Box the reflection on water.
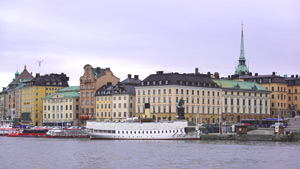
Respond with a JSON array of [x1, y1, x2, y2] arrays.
[[1, 137, 299, 169]]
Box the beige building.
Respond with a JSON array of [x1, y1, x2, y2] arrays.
[[43, 86, 80, 126], [135, 71, 222, 124], [79, 64, 119, 122], [95, 74, 140, 122], [213, 79, 271, 123]]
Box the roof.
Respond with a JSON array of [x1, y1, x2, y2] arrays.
[[59, 86, 80, 92], [44, 86, 80, 99], [25, 73, 69, 87], [120, 75, 141, 85], [213, 79, 268, 91], [141, 71, 219, 88], [95, 83, 137, 96], [231, 74, 287, 84], [285, 77, 300, 86], [43, 91, 80, 99]]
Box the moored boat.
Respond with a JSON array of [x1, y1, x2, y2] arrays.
[[8, 128, 49, 137], [46, 127, 89, 138], [86, 102, 200, 140]]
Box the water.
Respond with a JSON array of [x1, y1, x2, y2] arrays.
[[0, 137, 299, 169]]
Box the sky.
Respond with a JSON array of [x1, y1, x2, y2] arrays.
[[0, 0, 299, 88]]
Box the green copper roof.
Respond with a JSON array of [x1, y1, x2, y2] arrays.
[[235, 24, 249, 75], [59, 86, 80, 92], [213, 79, 268, 91], [44, 91, 80, 99], [43, 86, 80, 99]]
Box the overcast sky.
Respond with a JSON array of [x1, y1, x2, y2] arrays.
[[0, 0, 299, 88]]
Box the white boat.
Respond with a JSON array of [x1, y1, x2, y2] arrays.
[[86, 119, 200, 140], [0, 119, 18, 136]]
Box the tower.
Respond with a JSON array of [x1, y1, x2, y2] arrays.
[[235, 24, 249, 75]]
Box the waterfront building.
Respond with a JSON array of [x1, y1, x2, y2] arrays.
[[5, 66, 34, 122], [231, 73, 291, 119], [79, 64, 119, 122], [95, 74, 140, 122], [213, 79, 270, 123], [135, 70, 222, 124], [21, 73, 69, 126], [43, 86, 80, 126], [284, 75, 300, 117], [0, 88, 8, 119]]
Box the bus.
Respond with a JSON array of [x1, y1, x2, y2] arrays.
[[241, 119, 259, 127], [262, 118, 288, 128]]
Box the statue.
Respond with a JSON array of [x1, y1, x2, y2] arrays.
[[178, 97, 184, 107]]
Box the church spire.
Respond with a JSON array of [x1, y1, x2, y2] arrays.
[[235, 23, 249, 75]]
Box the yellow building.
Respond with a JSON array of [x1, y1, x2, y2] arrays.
[[95, 75, 140, 122], [286, 75, 300, 116], [21, 73, 69, 126], [135, 71, 222, 124]]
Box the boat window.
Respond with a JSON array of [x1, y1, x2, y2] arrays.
[[130, 131, 132, 134], [138, 131, 140, 134], [126, 131, 128, 134], [173, 130, 175, 133], [150, 131, 152, 134], [169, 130, 171, 133], [142, 131, 144, 134], [154, 131, 156, 134], [122, 131, 124, 134], [146, 131, 148, 134], [158, 131, 160, 134], [134, 131, 136, 134], [118, 131, 120, 134], [162, 131, 164, 133], [165, 130, 167, 133]]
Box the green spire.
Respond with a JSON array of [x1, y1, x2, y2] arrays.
[[235, 23, 249, 75]]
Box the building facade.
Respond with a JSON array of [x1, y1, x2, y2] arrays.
[[135, 71, 222, 124], [43, 86, 80, 126], [213, 79, 270, 123], [95, 74, 140, 122], [0, 88, 8, 119], [21, 73, 69, 126], [5, 66, 34, 122], [285, 75, 300, 117], [79, 64, 119, 122]]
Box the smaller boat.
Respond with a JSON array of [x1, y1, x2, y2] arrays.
[[0, 119, 18, 136], [8, 128, 49, 137], [46, 127, 89, 138]]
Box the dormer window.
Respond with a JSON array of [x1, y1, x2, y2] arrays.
[[186, 81, 188, 85], [58, 82, 62, 86], [46, 82, 50, 85], [141, 82, 144, 86], [159, 81, 162, 85], [180, 81, 183, 85], [147, 81, 150, 85], [166, 80, 168, 85], [52, 82, 57, 85], [153, 81, 156, 85]]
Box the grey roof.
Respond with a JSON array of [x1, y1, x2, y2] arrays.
[[120, 75, 141, 85], [285, 77, 300, 86], [95, 83, 136, 96], [231, 74, 287, 84], [141, 71, 219, 88], [25, 73, 69, 87]]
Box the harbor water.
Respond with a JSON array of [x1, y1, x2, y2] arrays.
[[0, 137, 299, 169]]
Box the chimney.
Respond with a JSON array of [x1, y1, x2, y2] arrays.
[[36, 73, 40, 77], [272, 72, 275, 76], [249, 72, 252, 76], [134, 75, 139, 79], [96, 67, 101, 73], [207, 72, 211, 76], [195, 68, 199, 74], [255, 73, 258, 76], [128, 74, 132, 79], [156, 71, 163, 74], [296, 75, 299, 78], [291, 75, 294, 78], [228, 75, 231, 78]]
